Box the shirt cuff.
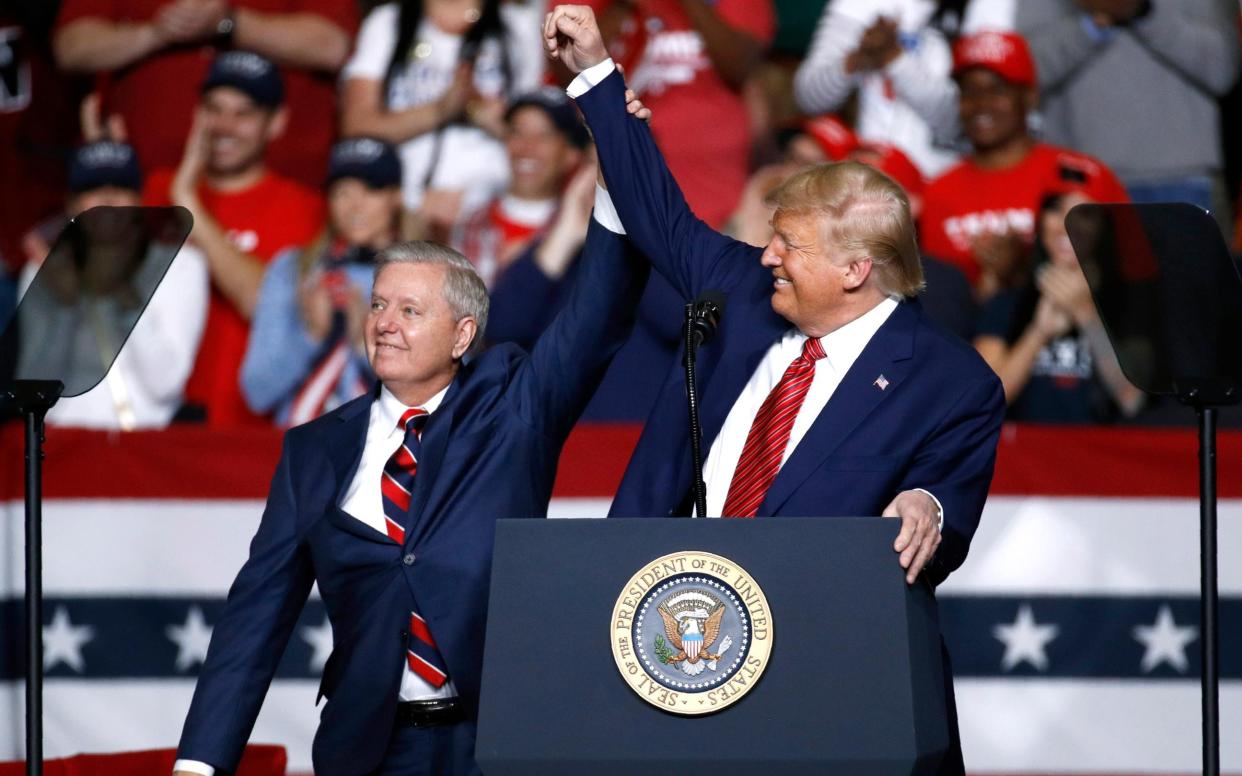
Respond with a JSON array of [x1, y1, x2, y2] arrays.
[[566, 58, 617, 99], [172, 760, 215, 776], [912, 488, 944, 532], [592, 184, 626, 235]]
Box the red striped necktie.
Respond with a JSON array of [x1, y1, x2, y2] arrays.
[[721, 337, 827, 518], [379, 407, 451, 688]]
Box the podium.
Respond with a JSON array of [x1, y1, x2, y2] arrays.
[[477, 518, 949, 775]]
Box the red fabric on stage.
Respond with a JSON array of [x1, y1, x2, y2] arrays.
[[2, 422, 1239, 502], [0, 744, 286, 775]]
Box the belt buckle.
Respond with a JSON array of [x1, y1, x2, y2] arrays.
[[400, 698, 462, 728]]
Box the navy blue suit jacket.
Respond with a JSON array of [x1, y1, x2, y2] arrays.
[[576, 71, 1005, 586], [487, 239, 684, 421], [177, 220, 646, 775]]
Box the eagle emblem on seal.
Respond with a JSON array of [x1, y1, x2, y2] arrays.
[[655, 589, 734, 677]]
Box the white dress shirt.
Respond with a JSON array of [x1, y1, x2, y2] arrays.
[[702, 298, 899, 515], [174, 386, 456, 776], [340, 385, 460, 702]]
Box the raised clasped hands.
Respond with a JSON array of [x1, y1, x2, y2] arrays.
[[1037, 263, 1097, 328], [543, 5, 610, 74], [882, 489, 942, 585]]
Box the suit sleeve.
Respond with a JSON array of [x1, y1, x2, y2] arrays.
[[513, 217, 648, 440], [573, 69, 759, 298], [177, 436, 316, 772], [486, 240, 570, 349], [901, 373, 1005, 586]]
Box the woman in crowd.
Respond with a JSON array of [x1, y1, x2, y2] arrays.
[[973, 190, 1143, 423], [340, 0, 544, 238], [240, 138, 404, 427]]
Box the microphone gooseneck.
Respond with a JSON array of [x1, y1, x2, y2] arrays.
[[684, 291, 725, 518]]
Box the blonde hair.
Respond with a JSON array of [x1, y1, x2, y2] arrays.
[[764, 162, 923, 297]]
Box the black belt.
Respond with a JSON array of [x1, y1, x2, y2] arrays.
[[395, 697, 465, 728]]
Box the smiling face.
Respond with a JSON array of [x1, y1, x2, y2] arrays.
[[505, 106, 581, 200], [957, 68, 1032, 154], [329, 179, 402, 250], [760, 210, 855, 337], [365, 262, 477, 406], [201, 87, 285, 177]]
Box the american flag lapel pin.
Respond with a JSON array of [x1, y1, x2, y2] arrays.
[[874, 374, 890, 391]]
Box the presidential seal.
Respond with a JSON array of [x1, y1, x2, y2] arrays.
[[610, 551, 773, 715]]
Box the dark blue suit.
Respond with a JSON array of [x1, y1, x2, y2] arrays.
[[176, 220, 646, 775], [486, 239, 684, 421], [576, 70, 1004, 771]]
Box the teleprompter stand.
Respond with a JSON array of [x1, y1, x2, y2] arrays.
[[0, 206, 191, 775], [1066, 203, 1242, 776]]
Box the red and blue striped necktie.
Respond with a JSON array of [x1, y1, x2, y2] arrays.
[[380, 407, 450, 688]]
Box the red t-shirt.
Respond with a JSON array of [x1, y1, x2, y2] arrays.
[[54, 0, 357, 189], [587, 0, 774, 228], [920, 143, 1130, 284], [146, 168, 324, 426]]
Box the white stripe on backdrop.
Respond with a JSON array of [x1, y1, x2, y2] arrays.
[[2, 496, 1240, 773]]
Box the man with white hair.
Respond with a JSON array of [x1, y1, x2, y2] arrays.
[[173, 211, 646, 774]]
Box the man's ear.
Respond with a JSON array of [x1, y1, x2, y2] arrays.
[[452, 315, 478, 360], [843, 257, 873, 291]]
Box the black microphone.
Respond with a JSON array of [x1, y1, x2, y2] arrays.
[[690, 290, 725, 349], [683, 290, 725, 518]]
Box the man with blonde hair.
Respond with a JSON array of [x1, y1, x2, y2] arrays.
[[763, 162, 924, 299], [546, 6, 1005, 773]]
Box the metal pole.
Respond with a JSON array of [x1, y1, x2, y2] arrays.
[[684, 303, 707, 518], [1198, 406, 1219, 776], [25, 407, 45, 776]]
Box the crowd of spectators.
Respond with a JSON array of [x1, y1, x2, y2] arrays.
[[2, 0, 1240, 431]]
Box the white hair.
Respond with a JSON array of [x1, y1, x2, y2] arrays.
[[374, 241, 489, 353]]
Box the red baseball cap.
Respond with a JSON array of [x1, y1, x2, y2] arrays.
[[952, 31, 1037, 89], [802, 115, 859, 162]]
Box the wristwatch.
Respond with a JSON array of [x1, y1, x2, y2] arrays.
[[215, 7, 236, 45]]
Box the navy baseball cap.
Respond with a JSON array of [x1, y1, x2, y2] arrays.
[[200, 51, 284, 107], [326, 138, 402, 189], [68, 141, 143, 193], [505, 87, 589, 149]]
